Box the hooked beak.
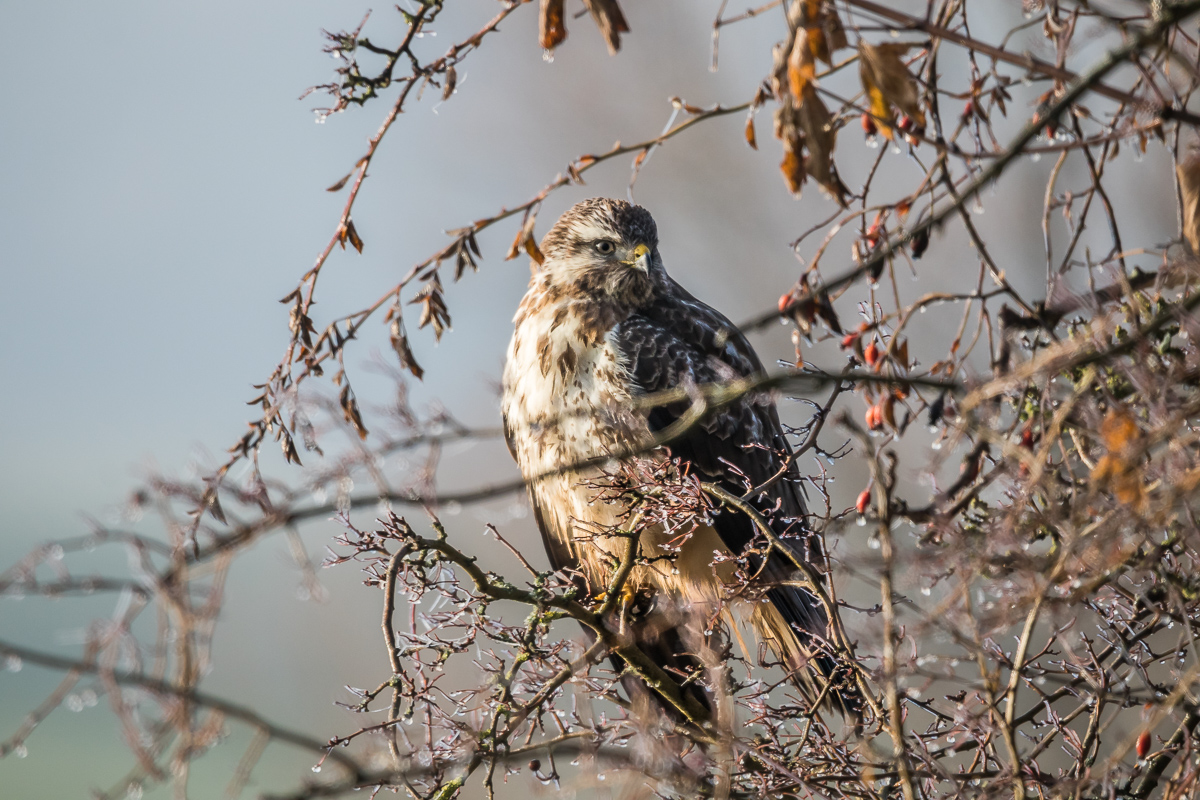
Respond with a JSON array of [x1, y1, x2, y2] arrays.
[[625, 243, 651, 272]]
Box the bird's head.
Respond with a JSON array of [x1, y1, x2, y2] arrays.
[[537, 198, 661, 310]]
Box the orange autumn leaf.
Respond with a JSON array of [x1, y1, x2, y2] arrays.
[[787, 33, 817, 103], [744, 113, 758, 149], [1090, 408, 1146, 509], [780, 146, 806, 195], [1100, 408, 1140, 452], [786, 0, 847, 103], [772, 1, 848, 203], [539, 0, 567, 51]]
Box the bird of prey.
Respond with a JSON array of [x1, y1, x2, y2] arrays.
[[501, 198, 855, 717]]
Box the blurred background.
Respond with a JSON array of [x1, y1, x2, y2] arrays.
[[0, 0, 1182, 796]]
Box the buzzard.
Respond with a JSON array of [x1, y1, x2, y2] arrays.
[[501, 198, 855, 717]]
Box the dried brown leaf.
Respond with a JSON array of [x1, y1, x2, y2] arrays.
[[506, 228, 524, 261], [525, 236, 545, 267], [326, 172, 353, 192], [390, 318, 424, 380], [453, 236, 478, 281], [345, 219, 364, 254], [785, 0, 846, 103], [858, 41, 925, 141], [796, 86, 846, 204], [581, 0, 629, 55], [539, 0, 567, 51], [779, 141, 806, 195], [786, 30, 817, 103], [204, 488, 226, 525], [771, 14, 845, 203], [339, 384, 369, 440], [1178, 153, 1200, 254], [409, 276, 451, 341], [281, 429, 303, 466], [505, 213, 544, 269]]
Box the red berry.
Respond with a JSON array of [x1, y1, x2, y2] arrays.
[[856, 489, 871, 515], [1137, 730, 1152, 759], [864, 341, 881, 368], [866, 405, 883, 431], [1020, 428, 1035, 449], [897, 114, 914, 132], [778, 292, 792, 314], [841, 333, 858, 349], [861, 113, 877, 136]]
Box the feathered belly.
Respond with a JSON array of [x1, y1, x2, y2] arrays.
[[502, 315, 726, 599]]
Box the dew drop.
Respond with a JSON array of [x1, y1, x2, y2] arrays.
[[868, 538, 881, 550], [6, 656, 22, 673], [312, 765, 322, 773], [857, 516, 867, 527], [14, 744, 27, 758], [921, 586, 931, 596]]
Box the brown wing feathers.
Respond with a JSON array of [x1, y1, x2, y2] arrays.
[[615, 283, 858, 716]]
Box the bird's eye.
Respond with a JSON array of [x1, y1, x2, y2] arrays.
[[594, 240, 616, 255]]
